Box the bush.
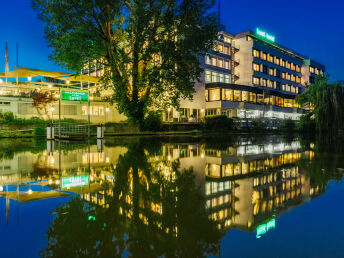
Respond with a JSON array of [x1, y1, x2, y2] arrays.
[[279, 119, 297, 132], [3, 111, 14, 122], [142, 111, 162, 131], [203, 115, 234, 131]]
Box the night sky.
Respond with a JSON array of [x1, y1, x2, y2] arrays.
[[1, 0, 343, 81]]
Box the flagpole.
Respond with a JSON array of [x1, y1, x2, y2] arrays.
[[16, 44, 18, 85]]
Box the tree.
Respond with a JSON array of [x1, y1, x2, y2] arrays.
[[32, 91, 57, 119], [296, 75, 344, 137], [31, 0, 218, 127]]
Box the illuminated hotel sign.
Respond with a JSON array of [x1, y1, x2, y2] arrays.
[[62, 175, 89, 188], [256, 219, 276, 238], [62, 90, 88, 101], [256, 28, 275, 42]]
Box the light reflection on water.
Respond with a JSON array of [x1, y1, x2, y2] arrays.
[[0, 136, 343, 257]]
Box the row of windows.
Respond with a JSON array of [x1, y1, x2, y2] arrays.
[[206, 88, 300, 108], [253, 77, 299, 94], [310, 66, 323, 75], [205, 70, 231, 84], [253, 49, 301, 72], [253, 63, 302, 83], [205, 55, 231, 70], [213, 42, 231, 55], [206, 153, 301, 179]]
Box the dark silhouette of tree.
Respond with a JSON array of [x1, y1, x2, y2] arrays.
[[41, 140, 220, 257]]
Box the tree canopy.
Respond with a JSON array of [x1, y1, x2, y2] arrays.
[[296, 75, 344, 137], [31, 0, 219, 126]]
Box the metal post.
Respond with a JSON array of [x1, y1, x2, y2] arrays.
[[59, 87, 61, 139], [88, 88, 90, 139]]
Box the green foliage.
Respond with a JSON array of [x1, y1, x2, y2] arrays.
[[32, 0, 219, 127], [279, 119, 297, 132], [203, 115, 235, 131], [296, 75, 344, 137], [142, 111, 162, 131], [296, 115, 316, 133]]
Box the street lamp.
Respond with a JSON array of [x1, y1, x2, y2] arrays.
[[105, 107, 110, 125]]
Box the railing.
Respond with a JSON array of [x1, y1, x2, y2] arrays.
[[56, 122, 90, 139]]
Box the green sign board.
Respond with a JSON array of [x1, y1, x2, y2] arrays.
[[62, 90, 88, 101], [62, 175, 89, 188], [256, 28, 275, 42], [256, 219, 276, 238]]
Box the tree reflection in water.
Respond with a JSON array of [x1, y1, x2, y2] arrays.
[[41, 140, 221, 258]]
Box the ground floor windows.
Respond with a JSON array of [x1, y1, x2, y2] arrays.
[[206, 88, 300, 108]]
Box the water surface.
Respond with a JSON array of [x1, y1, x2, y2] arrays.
[[0, 136, 343, 257]]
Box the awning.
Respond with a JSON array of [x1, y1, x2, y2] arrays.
[[0, 67, 73, 78], [56, 74, 100, 83]]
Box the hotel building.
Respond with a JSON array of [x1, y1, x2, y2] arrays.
[[167, 27, 325, 122]]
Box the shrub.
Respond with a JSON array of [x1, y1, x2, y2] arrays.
[[203, 115, 234, 131], [142, 111, 162, 131], [3, 111, 15, 122]]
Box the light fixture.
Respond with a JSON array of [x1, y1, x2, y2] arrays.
[[48, 84, 52, 88], [50, 107, 55, 112], [28, 77, 32, 82], [66, 80, 70, 84], [55, 94, 59, 98], [90, 96, 94, 100], [105, 107, 110, 112], [28, 189, 33, 194], [167, 107, 171, 112], [0, 79, 3, 83], [201, 109, 205, 113]]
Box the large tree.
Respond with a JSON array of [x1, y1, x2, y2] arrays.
[[297, 75, 344, 137], [32, 0, 218, 127]]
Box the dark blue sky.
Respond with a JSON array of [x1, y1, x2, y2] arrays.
[[1, 0, 343, 80]]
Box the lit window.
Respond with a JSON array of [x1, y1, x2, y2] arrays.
[[275, 58, 280, 66], [253, 77, 260, 85], [242, 91, 249, 102], [218, 44, 223, 53], [269, 68, 274, 76], [223, 89, 233, 100], [224, 74, 231, 83], [205, 70, 211, 83], [209, 89, 220, 101], [218, 59, 224, 68], [219, 73, 224, 83], [224, 60, 230, 70], [262, 52, 267, 60], [212, 57, 217, 66], [224, 46, 230, 55], [253, 63, 260, 72], [253, 49, 260, 58], [261, 78, 267, 86], [205, 55, 211, 65], [234, 90, 241, 101]]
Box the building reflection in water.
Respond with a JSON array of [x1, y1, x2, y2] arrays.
[[0, 137, 334, 255]]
